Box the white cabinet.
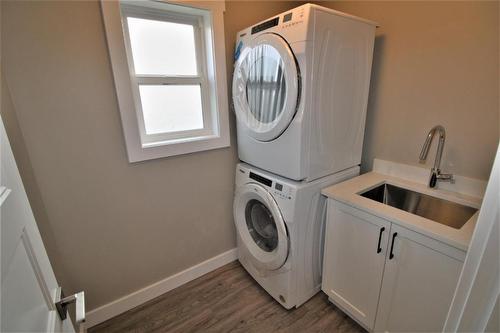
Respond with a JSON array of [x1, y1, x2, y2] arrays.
[[322, 200, 390, 330], [322, 200, 466, 332], [374, 224, 464, 333]]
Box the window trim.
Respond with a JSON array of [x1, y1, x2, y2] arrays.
[[101, 0, 230, 162]]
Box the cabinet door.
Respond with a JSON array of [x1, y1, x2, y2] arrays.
[[322, 200, 391, 330], [375, 224, 465, 333]]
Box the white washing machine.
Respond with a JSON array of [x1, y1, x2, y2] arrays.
[[233, 163, 359, 309], [232, 4, 377, 181]]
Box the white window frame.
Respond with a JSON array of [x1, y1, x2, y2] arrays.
[[101, 0, 230, 162]]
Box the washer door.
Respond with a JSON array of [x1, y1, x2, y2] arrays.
[[234, 183, 289, 270], [232, 33, 300, 142]]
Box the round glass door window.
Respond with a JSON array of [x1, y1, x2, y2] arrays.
[[245, 199, 278, 252], [245, 45, 287, 124]]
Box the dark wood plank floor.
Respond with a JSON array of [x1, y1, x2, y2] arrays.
[[89, 261, 365, 333]]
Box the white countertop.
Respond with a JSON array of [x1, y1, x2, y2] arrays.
[[322, 171, 482, 252]]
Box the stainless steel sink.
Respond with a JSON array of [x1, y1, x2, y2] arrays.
[[360, 183, 477, 229]]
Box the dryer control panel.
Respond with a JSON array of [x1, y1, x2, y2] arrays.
[[281, 6, 306, 29], [234, 3, 311, 48], [251, 17, 279, 35], [249, 5, 306, 35]]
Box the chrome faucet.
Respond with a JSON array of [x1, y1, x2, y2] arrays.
[[419, 125, 454, 188]]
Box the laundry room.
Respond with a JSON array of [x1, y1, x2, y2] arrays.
[[0, 1, 498, 332]]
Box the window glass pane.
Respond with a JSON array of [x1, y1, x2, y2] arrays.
[[127, 17, 197, 76], [245, 45, 287, 124], [139, 85, 204, 134]]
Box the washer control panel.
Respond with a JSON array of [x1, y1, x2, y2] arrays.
[[272, 182, 292, 200], [244, 169, 293, 200]]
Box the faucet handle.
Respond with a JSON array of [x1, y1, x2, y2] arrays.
[[429, 169, 454, 188], [442, 174, 455, 184], [437, 170, 454, 183]]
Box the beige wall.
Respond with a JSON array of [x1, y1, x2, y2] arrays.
[[1, 0, 498, 313], [1, 75, 76, 294], [0, 0, 301, 311], [319, 1, 499, 179]]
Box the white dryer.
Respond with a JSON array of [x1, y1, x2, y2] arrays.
[[232, 4, 377, 181], [233, 163, 359, 308]]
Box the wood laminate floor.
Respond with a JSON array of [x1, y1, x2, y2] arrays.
[[89, 261, 365, 333]]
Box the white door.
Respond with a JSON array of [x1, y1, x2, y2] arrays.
[[374, 224, 465, 333], [0, 117, 76, 332], [322, 201, 391, 330], [444, 145, 500, 332], [232, 33, 300, 142], [233, 183, 288, 270]]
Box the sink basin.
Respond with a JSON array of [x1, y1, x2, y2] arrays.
[[360, 183, 478, 229]]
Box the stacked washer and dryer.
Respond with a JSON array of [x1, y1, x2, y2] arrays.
[[232, 4, 377, 309]]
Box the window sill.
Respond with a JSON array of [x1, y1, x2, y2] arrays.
[[128, 133, 230, 162], [142, 133, 224, 148]]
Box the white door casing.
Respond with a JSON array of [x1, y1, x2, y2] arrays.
[[444, 145, 500, 332], [232, 33, 299, 142], [0, 117, 75, 332], [233, 183, 288, 270]]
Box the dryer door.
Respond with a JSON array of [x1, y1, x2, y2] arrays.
[[234, 183, 289, 270], [232, 33, 300, 142]]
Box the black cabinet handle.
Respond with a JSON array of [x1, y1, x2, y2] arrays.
[[376, 227, 385, 253], [389, 232, 398, 259]]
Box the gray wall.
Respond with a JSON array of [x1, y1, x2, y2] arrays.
[[0, 0, 301, 311], [320, 1, 499, 179], [2, 0, 239, 310], [1, 0, 498, 313]]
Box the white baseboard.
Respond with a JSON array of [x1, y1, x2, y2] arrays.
[[85, 248, 238, 328]]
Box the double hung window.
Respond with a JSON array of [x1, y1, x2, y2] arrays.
[[102, 1, 229, 161]]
